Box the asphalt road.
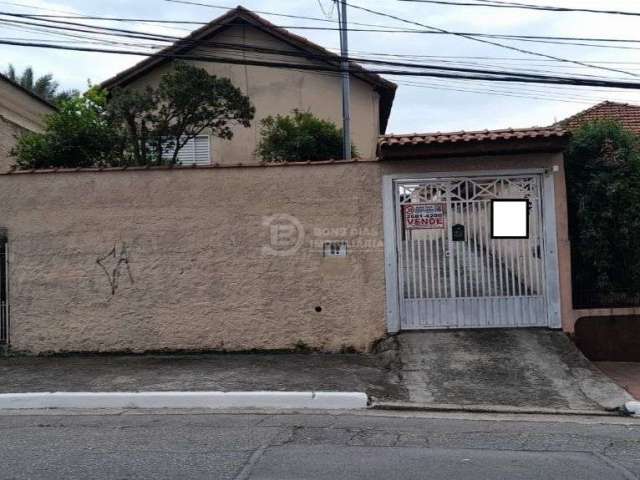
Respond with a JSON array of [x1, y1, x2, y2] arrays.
[[0, 410, 638, 479]]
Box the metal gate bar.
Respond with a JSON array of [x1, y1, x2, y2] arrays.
[[397, 175, 548, 329]]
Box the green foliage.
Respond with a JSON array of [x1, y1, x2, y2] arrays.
[[5, 64, 79, 104], [12, 63, 254, 169], [256, 110, 356, 163], [565, 120, 640, 301], [11, 86, 122, 169], [105, 87, 157, 166], [107, 62, 254, 165]]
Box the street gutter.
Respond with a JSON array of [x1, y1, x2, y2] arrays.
[[372, 401, 629, 417]]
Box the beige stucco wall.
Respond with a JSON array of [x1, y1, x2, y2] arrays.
[[0, 117, 26, 174], [0, 163, 387, 354], [0, 151, 573, 354], [125, 24, 381, 164], [0, 78, 55, 173]]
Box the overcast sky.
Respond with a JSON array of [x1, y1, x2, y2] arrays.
[[2, 0, 640, 134]]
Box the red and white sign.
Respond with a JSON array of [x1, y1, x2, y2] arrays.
[[403, 203, 446, 230]]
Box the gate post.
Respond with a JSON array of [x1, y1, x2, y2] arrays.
[[542, 172, 562, 328], [383, 175, 401, 333]]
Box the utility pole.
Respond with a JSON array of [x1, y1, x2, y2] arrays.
[[338, 0, 352, 160]]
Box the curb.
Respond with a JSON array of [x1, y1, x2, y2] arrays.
[[371, 401, 625, 417], [624, 401, 640, 417], [0, 392, 368, 410]]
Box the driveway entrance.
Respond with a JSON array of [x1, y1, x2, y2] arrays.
[[384, 171, 562, 331], [391, 329, 631, 411]]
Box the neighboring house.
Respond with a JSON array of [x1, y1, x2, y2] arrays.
[[555, 101, 640, 133], [0, 73, 56, 172], [555, 100, 640, 341], [101, 6, 397, 164]]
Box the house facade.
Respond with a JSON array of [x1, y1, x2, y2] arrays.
[[101, 7, 396, 165], [0, 8, 578, 354], [0, 73, 56, 172]]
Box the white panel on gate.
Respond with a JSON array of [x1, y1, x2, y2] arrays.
[[395, 175, 548, 330]]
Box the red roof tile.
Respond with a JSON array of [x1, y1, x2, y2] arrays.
[[556, 101, 640, 134], [379, 126, 568, 147]]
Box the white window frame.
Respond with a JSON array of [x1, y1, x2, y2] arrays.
[[161, 135, 211, 166]]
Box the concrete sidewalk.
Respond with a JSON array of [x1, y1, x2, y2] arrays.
[[0, 353, 406, 401], [393, 330, 632, 412], [0, 330, 632, 414]]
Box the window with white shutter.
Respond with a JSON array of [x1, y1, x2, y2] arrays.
[[162, 135, 211, 165]]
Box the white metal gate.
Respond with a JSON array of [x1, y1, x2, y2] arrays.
[[394, 174, 549, 329]]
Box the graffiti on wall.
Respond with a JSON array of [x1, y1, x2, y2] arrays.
[[96, 242, 134, 295]]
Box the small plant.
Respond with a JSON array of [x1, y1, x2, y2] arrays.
[[257, 109, 357, 163]]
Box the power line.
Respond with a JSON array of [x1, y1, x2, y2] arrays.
[[484, 36, 640, 52], [0, 14, 177, 41], [3, 5, 640, 97], [3, 15, 635, 85], [6, 13, 640, 78], [5, 16, 635, 84], [11, 13, 417, 32], [3, 12, 640, 87], [3, 3, 638, 108], [0, 21, 160, 48], [398, 0, 640, 17], [5, 37, 640, 91], [6, 10, 640, 54], [396, 80, 597, 104], [5, 10, 640, 85], [0, 0, 76, 15], [397, 76, 629, 103], [161, 0, 423, 31], [342, 1, 640, 78]]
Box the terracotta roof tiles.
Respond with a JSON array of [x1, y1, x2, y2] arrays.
[[556, 101, 640, 134], [379, 126, 568, 148]]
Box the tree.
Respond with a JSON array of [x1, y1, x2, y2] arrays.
[[105, 87, 157, 166], [12, 64, 254, 169], [565, 120, 640, 306], [107, 62, 255, 165], [257, 110, 356, 163], [4, 64, 79, 104], [11, 87, 122, 169]]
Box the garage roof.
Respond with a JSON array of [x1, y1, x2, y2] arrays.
[[379, 126, 569, 159]]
